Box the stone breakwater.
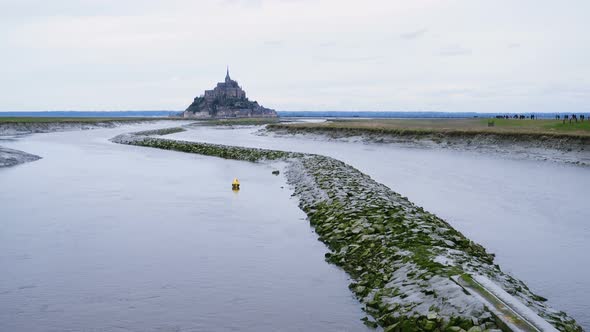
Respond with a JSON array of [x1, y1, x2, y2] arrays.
[[111, 129, 583, 332], [287, 156, 580, 332], [266, 125, 590, 167], [112, 129, 303, 162]]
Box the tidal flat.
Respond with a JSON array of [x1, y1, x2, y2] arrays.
[[0, 145, 41, 167], [267, 119, 590, 166]]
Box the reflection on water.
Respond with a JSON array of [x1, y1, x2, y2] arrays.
[[0, 124, 369, 332], [168, 125, 590, 330]]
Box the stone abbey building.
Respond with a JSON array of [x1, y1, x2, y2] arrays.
[[183, 68, 277, 118], [204, 69, 246, 100]]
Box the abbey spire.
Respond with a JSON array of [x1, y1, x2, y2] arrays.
[[225, 66, 231, 83]]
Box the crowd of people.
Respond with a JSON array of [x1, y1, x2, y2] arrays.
[[555, 114, 586, 123], [495, 114, 536, 119], [493, 114, 586, 123]]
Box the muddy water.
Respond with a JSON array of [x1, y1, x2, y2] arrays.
[[0, 124, 369, 332], [168, 124, 590, 329]]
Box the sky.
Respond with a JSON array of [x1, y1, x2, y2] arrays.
[[1, 0, 589, 112]]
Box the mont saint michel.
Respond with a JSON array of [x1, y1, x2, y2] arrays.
[[183, 69, 277, 119]]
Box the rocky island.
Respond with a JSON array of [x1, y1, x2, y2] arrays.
[[183, 69, 277, 119]]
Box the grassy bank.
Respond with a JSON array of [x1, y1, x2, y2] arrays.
[[268, 118, 590, 138]]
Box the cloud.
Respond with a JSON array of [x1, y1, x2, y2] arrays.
[[313, 55, 384, 63], [400, 29, 427, 40], [219, 0, 264, 8], [438, 44, 472, 56], [264, 40, 284, 47], [319, 41, 336, 48], [1, 0, 589, 112]]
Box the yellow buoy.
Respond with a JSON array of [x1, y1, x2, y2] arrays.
[[232, 178, 240, 190]]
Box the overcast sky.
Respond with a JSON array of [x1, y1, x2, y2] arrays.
[[1, 0, 589, 112]]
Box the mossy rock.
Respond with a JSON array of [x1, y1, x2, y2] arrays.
[[424, 320, 438, 331]]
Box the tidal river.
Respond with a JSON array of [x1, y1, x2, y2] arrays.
[[0, 123, 369, 332], [2, 122, 590, 331], [166, 124, 590, 330]]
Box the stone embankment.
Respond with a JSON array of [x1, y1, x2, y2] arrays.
[[111, 128, 583, 332], [111, 128, 302, 162], [266, 125, 590, 167]]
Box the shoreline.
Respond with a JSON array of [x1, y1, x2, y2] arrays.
[[266, 124, 590, 167], [111, 127, 583, 332], [0, 118, 186, 168], [0, 117, 183, 137]]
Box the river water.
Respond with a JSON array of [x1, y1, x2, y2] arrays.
[[2, 122, 589, 331], [167, 124, 590, 330], [0, 123, 369, 332]]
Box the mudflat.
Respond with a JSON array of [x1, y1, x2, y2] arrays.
[[268, 119, 590, 166]]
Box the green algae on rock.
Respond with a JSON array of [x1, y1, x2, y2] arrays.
[[132, 127, 186, 136], [287, 155, 581, 331], [111, 131, 303, 162]]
